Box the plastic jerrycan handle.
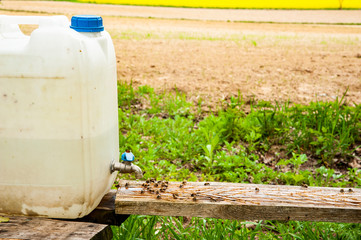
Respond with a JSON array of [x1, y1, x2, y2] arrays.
[[0, 15, 69, 26], [0, 15, 69, 37]]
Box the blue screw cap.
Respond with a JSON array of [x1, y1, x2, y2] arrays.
[[70, 15, 104, 32]]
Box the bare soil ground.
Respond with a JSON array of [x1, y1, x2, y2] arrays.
[[1, 1, 361, 108]]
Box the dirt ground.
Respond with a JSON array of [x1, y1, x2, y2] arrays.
[[1, 1, 361, 107]]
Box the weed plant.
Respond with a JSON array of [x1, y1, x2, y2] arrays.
[[113, 81, 361, 239]]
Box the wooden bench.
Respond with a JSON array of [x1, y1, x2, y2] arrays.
[[1, 180, 360, 239]]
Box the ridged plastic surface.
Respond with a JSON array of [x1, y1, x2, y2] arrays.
[[0, 15, 119, 219], [70, 15, 104, 32]]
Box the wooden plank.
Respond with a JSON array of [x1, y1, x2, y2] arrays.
[[78, 190, 129, 226], [115, 180, 361, 223], [0, 215, 112, 240]]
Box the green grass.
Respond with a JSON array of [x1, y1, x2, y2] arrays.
[[111, 29, 356, 42], [113, 81, 361, 239], [112, 216, 361, 239]]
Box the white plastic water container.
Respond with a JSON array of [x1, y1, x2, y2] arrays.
[[0, 15, 119, 218]]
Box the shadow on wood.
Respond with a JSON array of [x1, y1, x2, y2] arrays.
[[77, 190, 129, 226]]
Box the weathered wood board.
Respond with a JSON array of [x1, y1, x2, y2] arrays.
[[115, 180, 361, 223], [0, 215, 112, 240]]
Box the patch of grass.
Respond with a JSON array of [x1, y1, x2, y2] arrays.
[[288, 100, 361, 166], [113, 216, 361, 240], [112, 30, 159, 40], [111, 29, 263, 42], [114, 81, 361, 239], [117, 81, 361, 181]]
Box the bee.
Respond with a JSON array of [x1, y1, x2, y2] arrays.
[[147, 187, 151, 191], [172, 193, 178, 199], [160, 188, 166, 192], [179, 184, 184, 188], [255, 187, 259, 192], [140, 190, 145, 194], [182, 180, 187, 185], [150, 178, 155, 183], [125, 182, 129, 188], [115, 184, 120, 189], [192, 197, 197, 201], [142, 183, 146, 187], [146, 179, 150, 184], [349, 188, 354, 193], [301, 184, 308, 188], [157, 194, 161, 199], [165, 181, 169, 185], [204, 182, 210, 186], [154, 183, 159, 187], [149, 189, 154, 193], [340, 189, 345, 193], [155, 190, 160, 195], [190, 193, 197, 197]]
